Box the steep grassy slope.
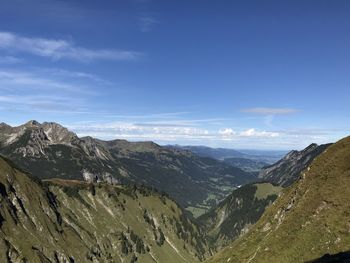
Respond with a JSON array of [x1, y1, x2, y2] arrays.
[[0, 156, 209, 263], [207, 136, 350, 263], [198, 183, 282, 250]]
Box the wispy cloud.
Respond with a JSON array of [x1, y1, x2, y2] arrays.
[[0, 56, 23, 64], [241, 107, 299, 115], [0, 69, 93, 94], [0, 67, 112, 115], [0, 94, 95, 118], [0, 32, 142, 62], [139, 15, 157, 32], [37, 68, 114, 86]]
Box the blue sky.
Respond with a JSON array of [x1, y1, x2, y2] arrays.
[[0, 0, 349, 150]]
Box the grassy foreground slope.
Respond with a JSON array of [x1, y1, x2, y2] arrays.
[[198, 183, 282, 250], [207, 136, 350, 263], [0, 156, 209, 263]]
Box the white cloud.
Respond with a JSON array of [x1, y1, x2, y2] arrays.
[[68, 121, 283, 144], [0, 31, 142, 62], [69, 122, 211, 141], [218, 127, 279, 139], [218, 128, 236, 136], [241, 107, 299, 115], [240, 128, 279, 137]]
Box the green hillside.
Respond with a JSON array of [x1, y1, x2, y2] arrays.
[[0, 156, 210, 262], [206, 136, 350, 262], [198, 183, 282, 250]]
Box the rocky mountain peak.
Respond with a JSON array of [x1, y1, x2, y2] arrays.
[[41, 122, 78, 144], [23, 120, 40, 127], [283, 144, 318, 159], [0, 121, 80, 157], [0, 122, 11, 128], [302, 143, 318, 152]]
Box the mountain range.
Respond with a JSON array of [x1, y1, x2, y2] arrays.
[[0, 121, 256, 216], [1, 120, 349, 263]]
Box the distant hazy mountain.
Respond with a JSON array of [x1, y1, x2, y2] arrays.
[[0, 156, 209, 262], [168, 145, 285, 164], [198, 182, 282, 250], [168, 145, 246, 160], [259, 143, 331, 187], [206, 136, 350, 263], [0, 121, 256, 212]]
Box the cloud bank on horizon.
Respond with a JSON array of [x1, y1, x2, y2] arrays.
[[0, 0, 349, 150]]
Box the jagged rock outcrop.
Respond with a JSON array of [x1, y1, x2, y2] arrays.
[[259, 143, 331, 187]]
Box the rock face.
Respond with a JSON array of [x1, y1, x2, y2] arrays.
[[198, 183, 282, 250], [0, 121, 256, 211], [259, 143, 331, 187], [0, 156, 209, 263], [206, 136, 350, 263]]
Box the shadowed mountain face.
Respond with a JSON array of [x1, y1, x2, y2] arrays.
[[259, 143, 331, 187], [206, 136, 350, 263], [0, 121, 256, 211], [198, 183, 282, 251], [0, 156, 210, 262]]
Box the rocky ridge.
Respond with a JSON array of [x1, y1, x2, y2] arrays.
[[259, 143, 331, 187], [0, 121, 256, 211]]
